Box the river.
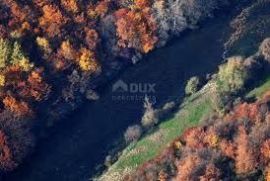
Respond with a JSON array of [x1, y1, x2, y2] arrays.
[[4, 7, 237, 181]]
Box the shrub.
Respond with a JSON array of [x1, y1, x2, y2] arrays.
[[141, 97, 158, 128], [124, 125, 142, 143], [259, 38, 270, 62], [217, 56, 249, 94], [211, 91, 231, 114], [185, 76, 200, 95]]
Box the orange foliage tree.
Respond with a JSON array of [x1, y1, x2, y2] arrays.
[[115, 6, 158, 53], [235, 126, 257, 174], [61, 0, 79, 13], [39, 5, 67, 37], [21, 69, 51, 101], [3, 96, 32, 117]]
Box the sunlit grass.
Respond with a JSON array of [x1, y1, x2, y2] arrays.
[[246, 76, 270, 99], [99, 85, 215, 180]]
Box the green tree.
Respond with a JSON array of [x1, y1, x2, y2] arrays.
[[0, 38, 11, 68], [217, 56, 248, 94], [11, 42, 33, 71], [0, 39, 33, 71]]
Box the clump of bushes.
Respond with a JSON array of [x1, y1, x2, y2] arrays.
[[211, 56, 250, 113], [124, 125, 142, 143], [124, 97, 157, 143], [216, 56, 249, 94], [185, 76, 200, 95], [141, 97, 158, 128], [259, 38, 270, 62]]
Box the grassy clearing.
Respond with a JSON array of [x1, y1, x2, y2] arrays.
[[246, 76, 270, 99], [98, 73, 270, 181], [98, 83, 216, 181]]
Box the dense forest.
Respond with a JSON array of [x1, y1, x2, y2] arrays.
[[0, 0, 230, 177]]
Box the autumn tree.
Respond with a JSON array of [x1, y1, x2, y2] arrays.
[[39, 5, 67, 37], [95, 1, 110, 17], [0, 38, 11, 68], [261, 139, 270, 161], [0, 38, 33, 71], [0, 110, 35, 172], [85, 28, 99, 50], [3, 96, 32, 117], [77, 48, 100, 73], [36, 37, 52, 56], [19, 69, 51, 101], [115, 7, 158, 53], [0, 74, 5, 87], [199, 164, 222, 181], [175, 154, 201, 181], [235, 126, 257, 174], [59, 40, 77, 60], [265, 166, 270, 181], [0, 130, 16, 171], [61, 0, 79, 13], [182, 127, 206, 149]]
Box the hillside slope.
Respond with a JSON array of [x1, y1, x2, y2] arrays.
[[98, 0, 270, 180]]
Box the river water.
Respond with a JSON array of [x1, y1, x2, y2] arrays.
[[5, 8, 237, 181]]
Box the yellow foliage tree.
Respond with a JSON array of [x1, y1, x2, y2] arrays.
[[0, 74, 5, 87], [77, 48, 99, 72], [36, 37, 52, 54], [60, 40, 77, 60]]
